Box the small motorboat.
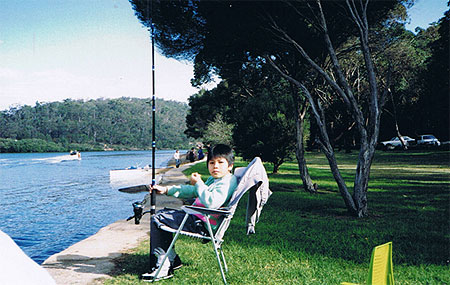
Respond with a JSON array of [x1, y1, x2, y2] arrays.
[[36, 151, 81, 163], [68, 151, 81, 160], [109, 165, 152, 183]]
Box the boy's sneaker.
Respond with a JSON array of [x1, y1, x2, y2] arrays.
[[172, 255, 183, 270], [142, 259, 173, 282], [142, 268, 173, 282]]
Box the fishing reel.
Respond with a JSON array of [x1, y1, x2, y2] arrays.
[[126, 199, 150, 224]]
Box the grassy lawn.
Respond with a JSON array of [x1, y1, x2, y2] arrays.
[[106, 150, 449, 284]]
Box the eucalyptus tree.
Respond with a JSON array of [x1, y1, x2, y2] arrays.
[[312, 19, 433, 149], [130, 0, 412, 216]]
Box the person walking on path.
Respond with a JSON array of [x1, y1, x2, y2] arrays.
[[173, 150, 181, 168]]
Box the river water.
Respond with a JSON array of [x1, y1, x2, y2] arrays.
[[0, 150, 177, 264]]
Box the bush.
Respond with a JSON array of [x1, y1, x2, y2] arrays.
[[0, 138, 65, 153]]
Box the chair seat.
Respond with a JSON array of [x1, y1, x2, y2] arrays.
[[182, 205, 232, 216], [159, 224, 212, 240]]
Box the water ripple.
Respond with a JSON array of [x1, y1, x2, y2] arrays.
[[0, 150, 174, 264]]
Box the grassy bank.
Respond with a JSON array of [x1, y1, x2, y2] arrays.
[[106, 150, 449, 284]]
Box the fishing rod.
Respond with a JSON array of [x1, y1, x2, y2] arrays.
[[150, 0, 156, 222], [121, 0, 157, 276], [149, 0, 157, 271], [113, 0, 157, 279]]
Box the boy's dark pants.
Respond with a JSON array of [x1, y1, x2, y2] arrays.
[[151, 208, 206, 267]]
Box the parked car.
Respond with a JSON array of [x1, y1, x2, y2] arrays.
[[380, 136, 415, 150], [416, 134, 441, 146]]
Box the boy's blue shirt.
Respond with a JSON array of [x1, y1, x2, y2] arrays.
[[167, 173, 237, 209]]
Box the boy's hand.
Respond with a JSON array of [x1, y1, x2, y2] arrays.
[[151, 185, 168, 195], [190, 172, 202, 185]]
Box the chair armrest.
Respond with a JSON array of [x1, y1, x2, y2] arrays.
[[182, 205, 232, 216]]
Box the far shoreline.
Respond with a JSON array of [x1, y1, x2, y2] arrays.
[[0, 137, 193, 154]]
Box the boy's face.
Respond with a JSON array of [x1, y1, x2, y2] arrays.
[[208, 156, 233, 179]]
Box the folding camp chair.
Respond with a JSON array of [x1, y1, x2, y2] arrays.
[[341, 242, 394, 285], [150, 157, 271, 284]]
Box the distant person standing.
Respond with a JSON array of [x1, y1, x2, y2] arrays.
[[173, 150, 181, 168], [187, 148, 196, 163], [197, 147, 204, 160]]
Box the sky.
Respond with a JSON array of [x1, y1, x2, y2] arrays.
[[0, 0, 448, 111]]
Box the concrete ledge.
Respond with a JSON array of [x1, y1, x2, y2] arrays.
[[43, 217, 152, 284], [42, 159, 205, 284]]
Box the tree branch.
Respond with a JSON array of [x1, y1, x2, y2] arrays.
[[268, 15, 352, 109], [345, 0, 380, 146], [266, 55, 333, 154], [316, 0, 367, 139]]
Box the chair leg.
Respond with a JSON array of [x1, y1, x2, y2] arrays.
[[146, 213, 190, 282], [205, 216, 228, 285], [219, 247, 228, 273]]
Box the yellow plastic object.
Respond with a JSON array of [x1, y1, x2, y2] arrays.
[[341, 242, 394, 285]]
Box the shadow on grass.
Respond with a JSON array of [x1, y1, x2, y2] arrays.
[[110, 151, 449, 283], [237, 190, 447, 264], [109, 252, 149, 277]]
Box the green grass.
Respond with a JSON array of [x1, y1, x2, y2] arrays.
[[105, 151, 449, 284]]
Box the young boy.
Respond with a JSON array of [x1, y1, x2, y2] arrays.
[[147, 144, 237, 281]]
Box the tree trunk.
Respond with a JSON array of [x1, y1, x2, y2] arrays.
[[293, 90, 316, 193], [319, 141, 357, 215], [272, 162, 280, 174], [352, 143, 376, 217], [391, 91, 407, 150], [267, 57, 357, 213], [303, 84, 358, 213]]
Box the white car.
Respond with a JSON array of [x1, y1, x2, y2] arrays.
[[380, 136, 415, 150], [417, 134, 441, 146]]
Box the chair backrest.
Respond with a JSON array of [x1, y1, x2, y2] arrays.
[[214, 157, 268, 242], [227, 157, 268, 211], [367, 242, 394, 285]]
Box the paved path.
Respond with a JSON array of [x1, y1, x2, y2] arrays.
[[42, 159, 205, 285]]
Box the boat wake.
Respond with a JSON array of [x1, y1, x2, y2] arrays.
[[32, 154, 81, 164]]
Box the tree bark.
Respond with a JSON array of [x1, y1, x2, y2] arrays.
[[353, 144, 373, 217], [293, 88, 316, 193]]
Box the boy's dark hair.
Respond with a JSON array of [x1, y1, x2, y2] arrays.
[[207, 144, 234, 165]]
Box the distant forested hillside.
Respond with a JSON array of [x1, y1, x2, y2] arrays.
[[0, 98, 193, 152]]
